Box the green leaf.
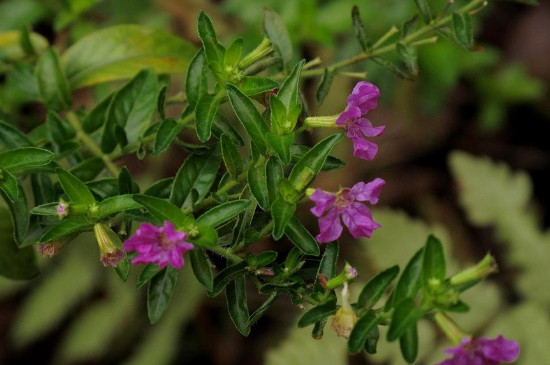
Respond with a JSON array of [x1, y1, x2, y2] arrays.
[[263, 8, 293, 71], [211, 261, 248, 297], [69, 157, 104, 182], [31, 173, 56, 205], [238, 76, 278, 95], [147, 267, 179, 324], [144, 178, 173, 198], [186, 49, 208, 107], [224, 38, 243, 68], [284, 217, 320, 256], [153, 118, 183, 156], [401, 15, 420, 38], [196, 200, 251, 228], [195, 93, 219, 142], [46, 110, 74, 147], [271, 199, 296, 241], [248, 292, 278, 330], [387, 298, 425, 341], [189, 249, 213, 291], [157, 85, 167, 119], [133, 195, 189, 228], [248, 160, 270, 211], [0, 119, 33, 148], [56, 168, 96, 206], [400, 323, 419, 363], [372, 56, 415, 80], [396, 43, 418, 76], [414, 0, 433, 24], [212, 113, 244, 146], [221, 134, 243, 178], [316, 68, 334, 105], [170, 148, 220, 209], [0, 208, 38, 279], [81, 93, 113, 133], [297, 298, 337, 328], [0, 175, 30, 244], [452, 12, 473, 48], [97, 194, 142, 219], [101, 68, 158, 152], [314, 242, 339, 291], [363, 325, 379, 354], [348, 310, 379, 353], [290, 144, 345, 172], [38, 216, 92, 243], [357, 265, 400, 309], [227, 84, 270, 154], [0, 30, 47, 61], [35, 48, 72, 111], [266, 156, 283, 205], [137, 264, 160, 289], [277, 60, 304, 111], [0, 147, 54, 173], [266, 132, 294, 165], [118, 166, 134, 195], [189, 225, 218, 248], [30, 203, 57, 216], [226, 277, 250, 336], [351, 6, 370, 52], [61, 25, 195, 88], [289, 134, 343, 192], [390, 247, 424, 308], [197, 11, 225, 67], [422, 235, 446, 292]]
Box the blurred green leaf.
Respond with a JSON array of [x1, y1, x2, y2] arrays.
[[189, 249, 213, 292], [387, 298, 424, 341], [147, 267, 178, 324], [226, 276, 250, 336], [57, 168, 96, 206], [264, 8, 293, 71], [0, 29, 47, 60], [0, 147, 54, 173], [399, 324, 418, 363], [422, 235, 446, 293], [0, 208, 38, 279], [357, 265, 399, 309], [297, 298, 337, 328], [35, 48, 72, 111], [348, 310, 379, 353]]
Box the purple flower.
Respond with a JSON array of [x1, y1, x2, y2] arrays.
[[336, 106, 385, 160], [56, 201, 69, 219], [123, 221, 194, 269], [437, 335, 520, 365], [310, 178, 385, 243], [347, 81, 380, 114]]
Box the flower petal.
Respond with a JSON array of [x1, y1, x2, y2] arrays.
[[350, 135, 378, 161], [341, 203, 381, 239], [350, 178, 385, 204], [347, 81, 380, 114], [479, 335, 520, 362], [354, 118, 385, 137], [310, 189, 335, 217], [336, 106, 362, 127], [316, 209, 343, 243]]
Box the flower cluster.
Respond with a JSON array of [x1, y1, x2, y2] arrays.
[[437, 335, 520, 365], [123, 221, 194, 269], [310, 178, 385, 243], [336, 81, 385, 161]]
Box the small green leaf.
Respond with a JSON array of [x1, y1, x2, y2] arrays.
[[221, 134, 243, 178], [61, 25, 195, 88], [0, 120, 33, 148], [211, 261, 248, 297], [35, 48, 72, 111], [316, 68, 334, 105], [387, 298, 425, 341], [271, 198, 296, 241], [0, 30, 47, 61], [284, 217, 320, 256], [390, 247, 424, 308], [144, 178, 173, 198], [46, 110, 74, 147], [372, 56, 415, 80], [0, 147, 54, 173], [452, 12, 473, 48], [314, 242, 339, 291], [82, 93, 113, 133], [170, 148, 220, 209], [290, 144, 345, 172], [248, 161, 270, 211], [289, 134, 343, 192], [38, 216, 92, 243], [226, 277, 250, 336], [224, 38, 243, 68], [189, 225, 218, 248], [414, 0, 433, 24], [399, 324, 419, 364], [266, 156, 283, 205], [69, 157, 104, 182], [297, 298, 337, 328], [197, 11, 225, 70], [277, 60, 304, 111], [263, 8, 293, 71], [238, 77, 278, 95], [195, 93, 220, 142], [137, 264, 160, 289], [30, 202, 58, 216], [266, 132, 294, 165], [31, 174, 56, 206], [351, 6, 370, 51], [348, 310, 379, 353], [227, 84, 270, 154], [56, 168, 96, 206], [422, 235, 446, 293], [247, 292, 278, 330], [98, 195, 142, 219], [358, 265, 400, 309], [396, 43, 418, 76], [401, 15, 419, 38], [147, 267, 179, 324], [364, 325, 379, 354], [153, 118, 183, 155], [186, 49, 208, 107], [133, 195, 189, 228], [0, 172, 29, 245], [189, 249, 213, 291], [212, 113, 244, 146], [196, 200, 251, 228]]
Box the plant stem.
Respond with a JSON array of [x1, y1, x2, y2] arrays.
[[207, 245, 242, 263], [65, 111, 119, 176]]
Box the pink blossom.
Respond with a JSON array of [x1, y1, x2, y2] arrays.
[[336, 106, 385, 160], [347, 81, 380, 114], [310, 178, 385, 243], [123, 221, 194, 269], [437, 335, 520, 365]]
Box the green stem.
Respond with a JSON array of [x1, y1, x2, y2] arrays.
[[65, 111, 119, 176], [434, 312, 469, 345], [207, 245, 242, 263]]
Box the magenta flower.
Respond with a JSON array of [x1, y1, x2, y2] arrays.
[[123, 221, 194, 269], [347, 81, 380, 114], [310, 178, 385, 243], [336, 106, 385, 160], [437, 335, 520, 365]]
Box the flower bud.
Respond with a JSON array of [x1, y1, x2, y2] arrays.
[[449, 253, 497, 290], [303, 115, 340, 129], [238, 37, 273, 70], [326, 263, 358, 289], [94, 223, 125, 267], [56, 200, 69, 219]]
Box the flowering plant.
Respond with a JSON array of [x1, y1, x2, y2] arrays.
[[0, 0, 534, 363]]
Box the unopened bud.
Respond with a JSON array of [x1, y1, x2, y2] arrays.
[[326, 263, 358, 289], [304, 115, 340, 129], [94, 223, 125, 267], [56, 200, 69, 219], [449, 253, 497, 289]]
